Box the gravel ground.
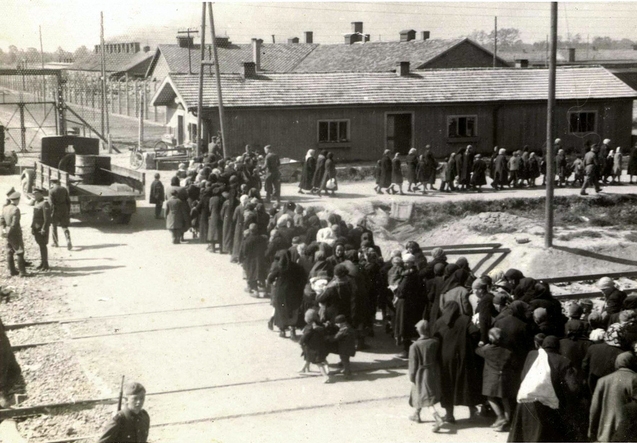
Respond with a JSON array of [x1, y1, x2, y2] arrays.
[[16, 404, 110, 442]]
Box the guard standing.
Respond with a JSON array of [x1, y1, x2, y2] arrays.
[[31, 187, 51, 270], [48, 179, 72, 250], [1, 189, 27, 277], [98, 381, 150, 443], [264, 145, 281, 204]]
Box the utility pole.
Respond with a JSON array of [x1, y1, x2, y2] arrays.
[[196, 2, 206, 157], [208, 2, 228, 158], [100, 11, 108, 141], [39, 26, 46, 113], [545, 2, 558, 248], [493, 16, 498, 67]]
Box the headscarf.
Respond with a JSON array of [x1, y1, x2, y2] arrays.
[[456, 257, 470, 271], [615, 352, 637, 371], [488, 269, 504, 284], [408, 148, 417, 155], [541, 335, 560, 352], [509, 300, 529, 321], [441, 267, 469, 294], [276, 249, 291, 271], [604, 323, 623, 347], [431, 247, 446, 261], [441, 300, 461, 327], [565, 320, 588, 339], [514, 277, 538, 300], [597, 277, 616, 291], [589, 328, 606, 343], [433, 262, 446, 277], [505, 268, 525, 285], [568, 303, 583, 319], [240, 194, 249, 206]]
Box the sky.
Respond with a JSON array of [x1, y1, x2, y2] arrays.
[[2, 1, 637, 52]]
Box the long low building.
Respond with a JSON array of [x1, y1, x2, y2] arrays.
[[151, 65, 637, 161]]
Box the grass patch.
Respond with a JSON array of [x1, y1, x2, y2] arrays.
[[556, 230, 603, 241]]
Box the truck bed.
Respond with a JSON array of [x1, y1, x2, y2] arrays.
[[73, 184, 141, 198]]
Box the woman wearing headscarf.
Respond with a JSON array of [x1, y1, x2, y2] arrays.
[[589, 352, 637, 442], [207, 187, 223, 253], [433, 300, 482, 423], [426, 263, 447, 330], [439, 267, 472, 316], [388, 152, 404, 195], [470, 154, 487, 192], [326, 242, 346, 268], [318, 152, 338, 197], [394, 255, 426, 359], [405, 148, 418, 192], [312, 150, 327, 193], [422, 248, 448, 281], [317, 263, 354, 324], [559, 320, 592, 371], [628, 143, 637, 184], [267, 249, 307, 338], [582, 325, 626, 394], [405, 241, 427, 272], [493, 148, 508, 190], [455, 257, 475, 288], [422, 146, 438, 191], [299, 149, 316, 194], [454, 147, 464, 188], [196, 182, 212, 244], [461, 145, 475, 191], [504, 268, 525, 292], [494, 300, 535, 381], [231, 195, 249, 263], [241, 223, 268, 295], [378, 149, 393, 192], [508, 336, 582, 442], [220, 178, 239, 254]]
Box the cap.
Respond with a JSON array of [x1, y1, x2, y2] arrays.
[[603, 138, 611, 144], [596, 276, 615, 290], [123, 381, 146, 396], [7, 190, 20, 200], [32, 187, 45, 194]]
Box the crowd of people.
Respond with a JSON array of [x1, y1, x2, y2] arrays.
[[373, 139, 637, 196], [156, 154, 637, 440]]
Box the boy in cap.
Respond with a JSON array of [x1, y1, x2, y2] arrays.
[[1, 189, 27, 277], [98, 381, 150, 443], [30, 187, 51, 270]]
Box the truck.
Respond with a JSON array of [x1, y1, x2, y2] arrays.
[[21, 135, 145, 224]]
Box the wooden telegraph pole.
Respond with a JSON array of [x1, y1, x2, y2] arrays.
[[196, 2, 206, 158], [207, 2, 228, 158], [493, 17, 498, 68], [545, 2, 558, 248]]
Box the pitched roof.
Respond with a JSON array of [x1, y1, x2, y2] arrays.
[[292, 38, 471, 72], [68, 51, 153, 73], [146, 43, 318, 76], [151, 66, 637, 110], [500, 48, 637, 65]]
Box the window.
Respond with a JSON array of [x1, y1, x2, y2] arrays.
[[447, 115, 477, 138], [318, 120, 349, 143], [569, 111, 596, 134]]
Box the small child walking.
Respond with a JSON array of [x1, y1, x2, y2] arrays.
[[299, 309, 331, 383], [408, 319, 444, 432], [326, 314, 356, 379]]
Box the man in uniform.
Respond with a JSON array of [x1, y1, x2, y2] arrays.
[[98, 381, 150, 443], [48, 179, 72, 250], [31, 187, 51, 270], [1, 189, 27, 277], [264, 145, 281, 204], [581, 144, 602, 195]]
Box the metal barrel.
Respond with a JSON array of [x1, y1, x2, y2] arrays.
[[75, 154, 97, 184]]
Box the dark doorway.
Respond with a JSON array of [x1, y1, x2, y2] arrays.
[[386, 113, 412, 154], [177, 115, 185, 145]]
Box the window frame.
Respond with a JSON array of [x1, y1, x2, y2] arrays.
[[568, 110, 597, 135], [317, 119, 351, 144], [447, 114, 478, 139]]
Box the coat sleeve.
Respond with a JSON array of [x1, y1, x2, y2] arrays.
[[42, 201, 51, 230], [97, 414, 122, 443], [408, 344, 417, 383]]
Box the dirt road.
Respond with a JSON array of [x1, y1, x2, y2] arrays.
[[6, 166, 629, 442]]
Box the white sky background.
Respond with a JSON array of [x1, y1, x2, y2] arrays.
[[2, 1, 637, 52]]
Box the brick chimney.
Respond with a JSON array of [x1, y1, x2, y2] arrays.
[[421, 31, 430, 41], [242, 62, 257, 79], [515, 59, 529, 68], [400, 30, 416, 42], [176, 35, 193, 48], [351, 22, 363, 34], [568, 47, 576, 62], [252, 38, 262, 71], [287, 37, 299, 44], [305, 31, 313, 44], [397, 61, 410, 76]]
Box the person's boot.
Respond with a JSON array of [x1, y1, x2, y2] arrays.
[[409, 409, 422, 423], [64, 230, 72, 251], [7, 253, 18, 276], [17, 254, 28, 277], [40, 246, 49, 271]]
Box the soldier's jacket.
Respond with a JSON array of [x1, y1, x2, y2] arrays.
[[1, 204, 22, 241], [31, 199, 51, 231], [98, 408, 150, 443]]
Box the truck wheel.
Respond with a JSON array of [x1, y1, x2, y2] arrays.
[[21, 169, 35, 195], [114, 214, 132, 225]]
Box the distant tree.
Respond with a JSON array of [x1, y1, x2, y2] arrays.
[[73, 45, 90, 61], [467, 28, 523, 51]]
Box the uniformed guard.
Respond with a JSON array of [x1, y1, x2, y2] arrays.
[[98, 381, 150, 443], [48, 179, 72, 250], [1, 189, 27, 277], [31, 187, 51, 270]]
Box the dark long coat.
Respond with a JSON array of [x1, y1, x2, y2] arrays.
[[628, 146, 637, 176], [149, 179, 165, 204], [220, 197, 235, 253], [207, 195, 223, 243], [454, 152, 464, 182], [379, 154, 392, 188], [508, 349, 581, 443], [582, 343, 624, 394], [241, 233, 268, 283], [461, 151, 475, 184], [405, 153, 418, 184], [433, 302, 482, 409], [394, 269, 426, 341], [471, 158, 487, 186], [409, 337, 442, 408], [475, 344, 515, 398], [494, 154, 508, 184], [165, 197, 189, 230], [422, 151, 438, 184], [426, 275, 445, 329], [312, 154, 326, 189], [196, 188, 211, 244], [493, 310, 534, 371], [300, 156, 316, 190], [268, 254, 307, 329], [391, 157, 403, 184], [320, 158, 337, 191], [317, 278, 354, 324], [559, 337, 591, 372], [231, 204, 245, 261]]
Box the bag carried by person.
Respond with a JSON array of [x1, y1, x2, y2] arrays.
[[326, 178, 337, 190], [516, 348, 559, 409]]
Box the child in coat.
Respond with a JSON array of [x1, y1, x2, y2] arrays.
[[326, 315, 356, 379], [475, 327, 515, 432], [408, 319, 443, 432], [299, 309, 331, 383]]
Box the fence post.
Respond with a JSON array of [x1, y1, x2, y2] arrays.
[[134, 81, 139, 118], [118, 81, 122, 115], [109, 80, 114, 113], [125, 77, 130, 117], [144, 82, 148, 121]]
